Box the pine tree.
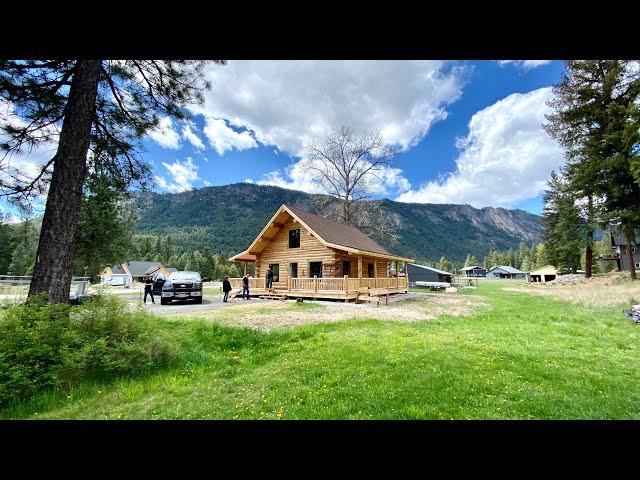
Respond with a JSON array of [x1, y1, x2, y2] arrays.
[[0, 60, 215, 302], [438, 256, 452, 272], [541, 171, 584, 274], [545, 60, 640, 280]]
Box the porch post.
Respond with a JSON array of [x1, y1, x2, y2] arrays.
[[243, 261, 247, 277], [373, 260, 377, 288], [358, 256, 362, 285], [344, 274, 348, 302]]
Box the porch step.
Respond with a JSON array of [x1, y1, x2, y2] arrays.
[[357, 294, 388, 307]]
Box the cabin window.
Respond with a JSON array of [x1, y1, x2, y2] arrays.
[[290, 262, 298, 278], [289, 229, 300, 248], [268, 264, 280, 282], [367, 263, 374, 278], [309, 261, 323, 278], [343, 261, 351, 277]]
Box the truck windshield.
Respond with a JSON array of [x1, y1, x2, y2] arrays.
[[169, 271, 201, 282]]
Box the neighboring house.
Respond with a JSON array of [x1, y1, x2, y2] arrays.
[[528, 265, 558, 283], [599, 232, 640, 272], [228, 204, 414, 301], [101, 261, 169, 284], [486, 265, 526, 280], [460, 265, 487, 277], [405, 264, 452, 286]]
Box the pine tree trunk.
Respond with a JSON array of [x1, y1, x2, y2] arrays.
[[585, 230, 593, 278], [28, 60, 102, 303], [584, 195, 594, 278], [627, 237, 637, 281]]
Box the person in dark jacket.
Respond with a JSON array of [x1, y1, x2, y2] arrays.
[[266, 267, 274, 289], [143, 275, 155, 304], [242, 274, 250, 300], [222, 276, 232, 302]]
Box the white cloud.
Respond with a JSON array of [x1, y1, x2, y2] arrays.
[[193, 60, 467, 157], [155, 157, 200, 193], [498, 60, 552, 70], [199, 61, 466, 196], [203, 180, 212, 186], [202, 117, 257, 155], [396, 87, 564, 208], [182, 120, 206, 150], [148, 116, 181, 149], [255, 160, 411, 198]]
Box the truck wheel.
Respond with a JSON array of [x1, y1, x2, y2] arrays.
[[161, 298, 170, 305], [194, 297, 203, 304]]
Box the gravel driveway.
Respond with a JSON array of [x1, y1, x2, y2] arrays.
[[138, 295, 269, 317]]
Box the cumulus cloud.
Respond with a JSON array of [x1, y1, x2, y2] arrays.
[[396, 87, 564, 208], [155, 157, 200, 193], [193, 60, 467, 157], [200, 61, 466, 196], [182, 120, 206, 150], [498, 60, 552, 70], [255, 160, 411, 198], [202, 117, 257, 155], [148, 116, 181, 149]]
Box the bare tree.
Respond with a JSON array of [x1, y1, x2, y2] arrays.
[[303, 126, 397, 226]]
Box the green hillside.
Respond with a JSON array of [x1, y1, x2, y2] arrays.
[[131, 183, 544, 263]]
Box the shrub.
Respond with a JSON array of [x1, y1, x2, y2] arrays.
[[0, 294, 177, 408]]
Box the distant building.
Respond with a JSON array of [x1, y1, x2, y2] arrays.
[[460, 265, 486, 277], [528, 265, 557, 283], [599, 232, 640, 272], [486, 265, 526, 280], [101, 261, 171, 284], [405, 264, 452, 286]]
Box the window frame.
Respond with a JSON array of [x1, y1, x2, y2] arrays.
[[268, 263, 280, 282], [288, 228, 301, 249]]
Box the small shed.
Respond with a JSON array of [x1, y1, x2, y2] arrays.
[[528, 265, 557, 283], [406, 264, 453, 286], [460, 265, 487, 277], [486, 265, 526, 280]]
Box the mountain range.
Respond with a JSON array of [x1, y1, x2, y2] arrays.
[[131, 183, 544, 263]]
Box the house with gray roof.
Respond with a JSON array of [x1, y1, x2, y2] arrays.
[[599, 232, 640, 272], [486, 265, 526, 279], [460, 265, 486, 277]]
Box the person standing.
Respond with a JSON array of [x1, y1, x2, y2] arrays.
[[143, 275, 155, 304], [222, 276, 232, 302], [242, 274, 250, 300], [266, 267, 274, 289]]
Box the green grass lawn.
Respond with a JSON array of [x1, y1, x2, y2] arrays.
[[2, 279, 640, 419]]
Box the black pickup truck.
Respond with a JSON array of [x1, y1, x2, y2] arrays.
[[160, 271, 203, 305]]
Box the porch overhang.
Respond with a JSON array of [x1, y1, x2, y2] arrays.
[[229, 251, 257, 263]]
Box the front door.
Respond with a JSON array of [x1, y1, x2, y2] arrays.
[[343, 261, 351, 277], [309, 261, 323, 278], [290, 262, 298, 279]]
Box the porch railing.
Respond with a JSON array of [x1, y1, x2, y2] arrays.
[[229, 276, 407, 292]]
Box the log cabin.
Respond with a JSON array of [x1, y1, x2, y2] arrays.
[[228, 204, 414, 301]]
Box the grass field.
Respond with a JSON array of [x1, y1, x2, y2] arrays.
[[2, 277, 639, 419]]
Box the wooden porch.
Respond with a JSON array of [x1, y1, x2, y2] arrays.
[[229, 275, 409, 302]]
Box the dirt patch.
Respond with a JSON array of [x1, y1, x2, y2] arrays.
[[184, 292, 487, 331], [506, 273, 640, 308]]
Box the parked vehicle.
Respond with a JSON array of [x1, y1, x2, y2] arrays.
[[152, 274, 166, 295], [69, 279, 91, 305], [161, 271, 203, 305]]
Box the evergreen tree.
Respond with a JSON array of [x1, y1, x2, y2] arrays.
[[438, 256, 452, 272], [72, 172, 135, 281], [541, 171, 583, 274], [1, 60, 215, 302], [545, 60, 640, 280]]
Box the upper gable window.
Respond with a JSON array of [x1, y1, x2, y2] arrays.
[[289, 229, 300, 248]]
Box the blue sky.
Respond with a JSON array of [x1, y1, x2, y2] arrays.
[[1, 60, 568, 221]]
